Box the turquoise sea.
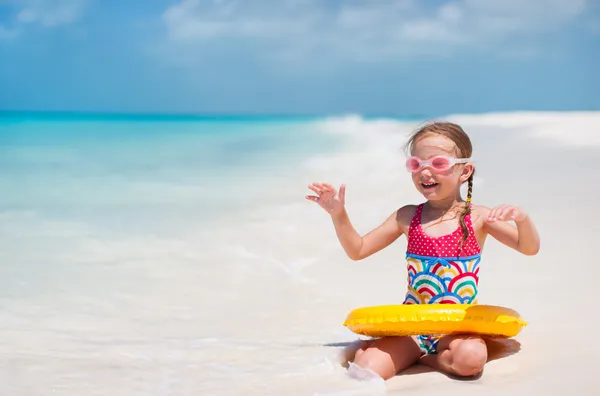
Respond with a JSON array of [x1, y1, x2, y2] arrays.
[[0, 111, 346, 227], [0, 110, 428, 395]]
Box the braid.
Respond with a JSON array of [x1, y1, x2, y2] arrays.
[[466, 172, 474, 204], [458, 171, 475, 254]]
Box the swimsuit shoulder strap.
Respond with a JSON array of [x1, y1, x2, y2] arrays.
[[408, 203, 424, 230]]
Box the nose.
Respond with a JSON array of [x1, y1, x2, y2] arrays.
[[419, 167, 434, 178]]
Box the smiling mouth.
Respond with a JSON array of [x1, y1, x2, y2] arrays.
[[422, 182, 438, 189]]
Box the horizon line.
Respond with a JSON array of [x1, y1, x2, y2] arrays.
[[1, 108, 598, 121]]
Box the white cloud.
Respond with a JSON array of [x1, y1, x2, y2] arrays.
[[6, 0, 89, 29], [161, 0, 589, 62]]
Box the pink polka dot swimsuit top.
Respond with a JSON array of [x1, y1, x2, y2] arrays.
[[407, 203, 481, 258], [403, 203, 482, 305]]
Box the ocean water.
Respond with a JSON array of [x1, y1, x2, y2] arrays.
[[2, 110, 598, 396], [0, 112, 341, 226], [0, 111, 424, 395]]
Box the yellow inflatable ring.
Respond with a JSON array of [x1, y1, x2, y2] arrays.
[[344, 304, 527, 338]]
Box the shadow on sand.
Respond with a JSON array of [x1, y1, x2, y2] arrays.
[[324, 336, 521, 381]]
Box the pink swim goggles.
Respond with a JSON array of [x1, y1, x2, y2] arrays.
[[406, 155, 471, 173]]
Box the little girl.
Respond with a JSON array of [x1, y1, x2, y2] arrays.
[[306, 121, 540, 381]]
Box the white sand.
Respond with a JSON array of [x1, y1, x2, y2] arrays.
[[1, 111, 599, 395]]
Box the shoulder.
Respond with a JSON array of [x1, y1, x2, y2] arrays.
[[471, 204, 491, 217], [469, 204, 491, 230], [395, 204, 419, 227]]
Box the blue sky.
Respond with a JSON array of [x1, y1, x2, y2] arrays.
[[0, 0, 598, 116]]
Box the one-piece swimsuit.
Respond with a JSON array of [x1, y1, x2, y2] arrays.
[[403, 203, 482, 354]]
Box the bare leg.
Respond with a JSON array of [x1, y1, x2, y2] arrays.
[[351, 336, 422, 380], [420, 334, 487, 377]]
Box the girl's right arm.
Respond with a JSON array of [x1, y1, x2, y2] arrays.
[[331, 208, 405, 260], [306, 182, 410, 261]]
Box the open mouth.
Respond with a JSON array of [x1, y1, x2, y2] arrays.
[[421, 182, 438, 190]]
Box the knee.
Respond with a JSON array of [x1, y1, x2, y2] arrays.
[[353, 346, 367, 361], [351, 349, 391, 380], [450, 339, 487, 377], [352, 348, 373, 370]]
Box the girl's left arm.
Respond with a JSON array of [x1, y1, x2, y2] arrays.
[[478, 205, 541, 256]]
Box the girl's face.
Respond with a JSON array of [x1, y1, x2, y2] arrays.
[[408, 134, 473, 202]]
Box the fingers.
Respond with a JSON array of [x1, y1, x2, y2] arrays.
[[510, 208, 521, 220], [339, 183, 346, 204], [306, 181, 347, 208], [306, 182, 329, 204], [488, 205, 508, 222], [307, 182, 339, 196], [487, 205, 521, 222], [321, 182, 337, 192], [487, 206, 497, 222], [308, 183, 323, 195]]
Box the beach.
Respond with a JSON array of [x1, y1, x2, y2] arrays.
[[0, 110, 599, 395]]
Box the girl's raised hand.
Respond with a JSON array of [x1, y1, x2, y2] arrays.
[[487, 204, 528, 223], [306, 182, 346, 216]]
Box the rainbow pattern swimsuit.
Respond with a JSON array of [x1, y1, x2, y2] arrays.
[[403, 203, 482, 355]]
